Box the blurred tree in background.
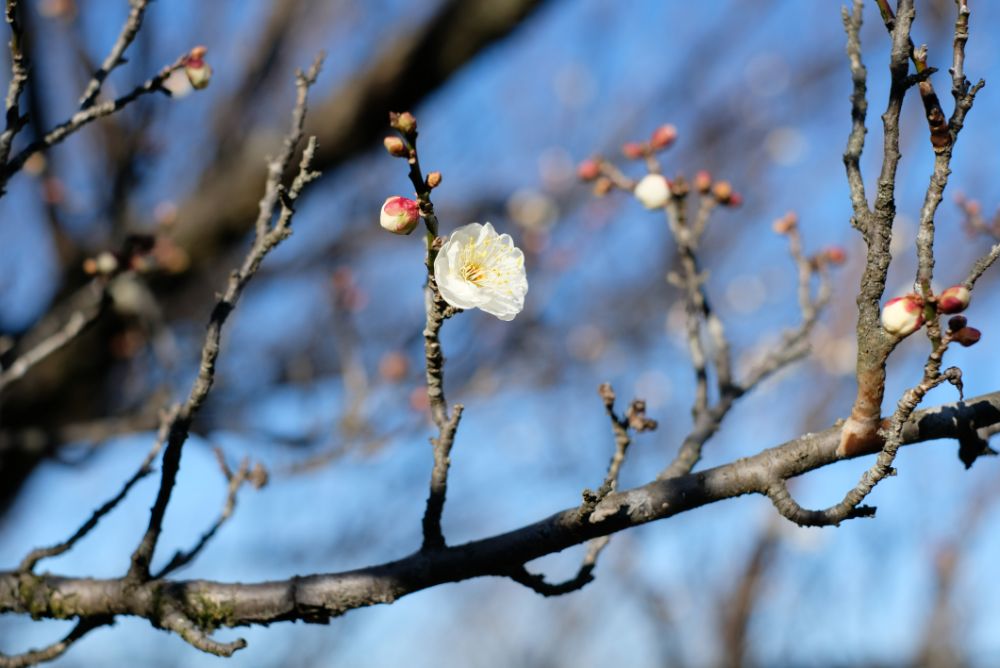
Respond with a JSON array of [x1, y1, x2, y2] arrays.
[[2, 1, 1000, 666]]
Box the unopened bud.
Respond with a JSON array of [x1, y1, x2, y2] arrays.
[[772, 212, 798, 234], [937, 285, 971, 314], [650, 124, 677, 150], [384, 136, 407, 157], [593, 177, 613, 197], [389, 111, 417, 135], [380, 196, 420, 235], [712, 180, 733, 203], [622, 142, 646, 160], [426, 171, 442, 189], [184, 46, 211, 90], [694, 170, 712, 193], [948, 315, 968, 331], [577, 159, 601, 181], [881, 294, 924, 337], [633, 174, 670, 209], [726, 191, 743, 207], [669, 176, 689, 198], [824, 247, 847, 265], [952, 326, 981, 347]]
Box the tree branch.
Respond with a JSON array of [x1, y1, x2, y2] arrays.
[[4, 391, 1000, 648]]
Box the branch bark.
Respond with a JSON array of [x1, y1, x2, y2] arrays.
[[4, 390, 999, 650]]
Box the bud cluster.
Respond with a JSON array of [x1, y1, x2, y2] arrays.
[[880, 284, 978, 341]]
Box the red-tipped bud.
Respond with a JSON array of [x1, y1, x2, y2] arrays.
[[384, 136, 407, 157], [952, 326, 981, 347], [669, 176, 689, 198], [772, 212, 798, 234], [593, 177, 613, 197], [380, 196, 420, 235], [694, 170, 712, 194], [937, 285, 971, 314], [183, 46, 212, 90], [577, 158, 601, 181], [823, 246, 847, 265], [426, 171, 442, 189], [881, 294, 925, 337], [712, 180, 733, 203], [725, 191, 743, 208], [389, 111, 417, 134], [622, 142, 646, 160], [633, 174, 670, 209], [650, 124, 678, 150], [948, 315, 968, 331]]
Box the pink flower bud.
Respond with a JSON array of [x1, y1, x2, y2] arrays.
[[712, 180, 733, 203], [622, 142, 646, 160], [384, 136, 407, 157], [937, 285, 971, 314], [183, 46, 211, 90], [725, 191, 743, 208], [633, 174, 670, 209], [577, 159, 601, 181], [824, 247, 847, 265], [693, 170, 712, 193], [380, 196, 420, 235], [953, 326, 981, 347], [881, 294, 924, 337], [650, 124, 678, 150]]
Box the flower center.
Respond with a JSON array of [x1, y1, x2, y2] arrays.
[[460, 262, 486, 285]]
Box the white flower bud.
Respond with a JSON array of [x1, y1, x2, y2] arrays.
[[881, 295, 924, 337], [633, 174, 670, 210]]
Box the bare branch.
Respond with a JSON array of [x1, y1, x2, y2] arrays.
[[5, 390, 1000, 639], [18, 405, 179, 573], [841, 0, 869, 223], [0, 0, 29, 166], [0, 616, 110, 668], [127, 54, 325, 583], [512, 383, 657, 596], [152, 453, 266, 579], [0, 282, 108, 394], [0, 53, 188, 193], [78, 0, 150, 109]]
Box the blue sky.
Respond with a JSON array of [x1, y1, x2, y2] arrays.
[[3, 1, 1000, 666]]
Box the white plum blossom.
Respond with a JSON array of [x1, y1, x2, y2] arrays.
[[633, 173, 670, 209], [433, 222, 528, 321]]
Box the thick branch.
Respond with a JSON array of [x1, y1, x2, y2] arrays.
[[5, 391, 1000, 639]]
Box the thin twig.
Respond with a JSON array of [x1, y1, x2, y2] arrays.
[[0, 0, 29, 166], [0, 616, 112, 668], [510, 383, 656, 596], [389, 113, 465, 551], [0, 281, 108, 393], [78, 0, 150, 109], [0, 53, 188, 193], [126, 54, 325, 584], [18, 405, 180, 573], [152, 452, 265, 579]]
